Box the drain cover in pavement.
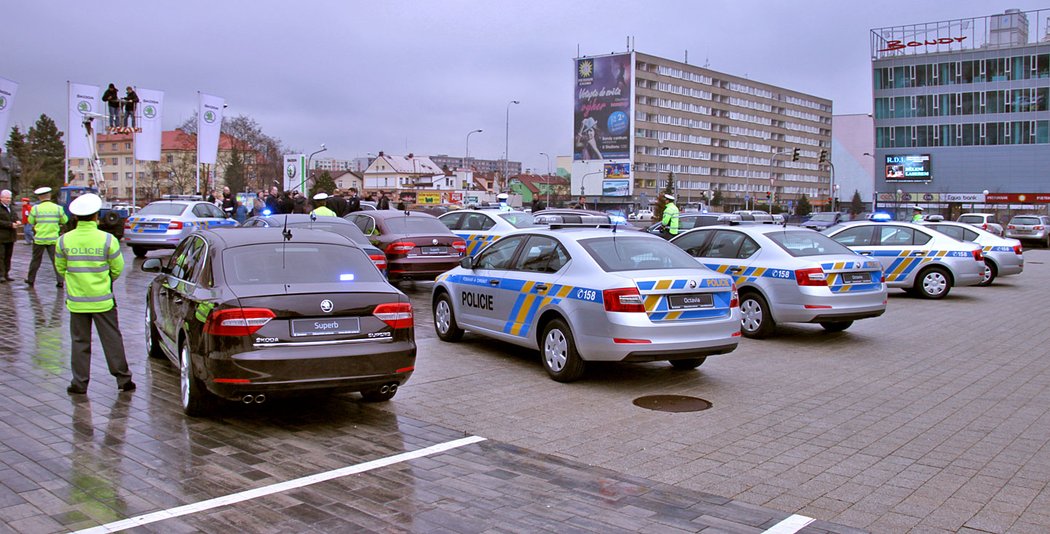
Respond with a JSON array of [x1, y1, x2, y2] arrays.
[[633, 395, 712, 413]]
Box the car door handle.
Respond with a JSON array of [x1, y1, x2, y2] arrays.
[[911, 251, 925, 256], [729, 267, 744, 274], [858, 251, 872, 255], [489, 279, 500, 286], [535, 283, 549, 292]]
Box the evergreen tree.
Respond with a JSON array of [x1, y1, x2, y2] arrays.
[[224, 144, 246, 194], [309, 171, 336, 199], [850, 190, 864, 217], [654, 171, 675, 221], [796, 194, 812, 217], [711, 189, 723, 207], [5, 126, 28, 194], [25, 115, 66, 192]]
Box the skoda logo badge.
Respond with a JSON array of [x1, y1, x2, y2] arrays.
[[143, 105, 157, 119], [287, 164, 297, 178], [77, 100, 91, 114], [203, 110, 216, 123], [688, 279, 697, 289], [0, 96, 7, 111], [432, 239, 438, 245], [320, 299, 334, 313]]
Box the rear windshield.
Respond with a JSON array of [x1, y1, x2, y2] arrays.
[[223, 243, 384, 285], [139, 203, 187, 216], [580, 236, 702, 272], [766, 231, 856, 257], [499, 212, 536, 228], [1010, 216, 1042, 225], [288, 222, 368, 245], [808, 213, 837, 221], [384, 216, 448, 234], [957, 215, 985, 224]]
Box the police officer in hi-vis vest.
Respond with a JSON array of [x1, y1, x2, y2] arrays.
[[57, 193, 134, 395], [25, 186, 68, 288]]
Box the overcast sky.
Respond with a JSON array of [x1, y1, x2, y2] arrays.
[[3, 1, 1047, 173]]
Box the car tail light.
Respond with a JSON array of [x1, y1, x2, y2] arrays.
[[1035, 225, 1045, 231], [369, 253, 388, 271], [972, 249, 983, 262], [452, 240, 467, 254], [603, 288, 646, 313], [613, 338, 651, 344], [385, 241, 415, 255], [124, 220, 132, 230], [982, 223, 988, 231], [795, 267, 828, 286], [373, 302, 413, 329], [168, 220, 184, 230], [1007, 224, 1016, 230], [204, 308, 275, 336], [730, 284, 739, 308], [1013, 245, 1023, 255]]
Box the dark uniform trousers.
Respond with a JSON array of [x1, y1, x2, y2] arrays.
[[27, 244, 59, 284], [69, 307, 133, 389]]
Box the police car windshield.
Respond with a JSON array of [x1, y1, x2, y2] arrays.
[[580, 236, 700, 272], [384, 216, 448, 234], [223, 243, 383, 285], [139, 203, 188, 216], [766, 231, 855, 257], [287, 222, 369, 246], [498, 212, 536, 228]]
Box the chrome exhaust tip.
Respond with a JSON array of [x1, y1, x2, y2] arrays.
[[389, 383, 398, 393], [242, 395, 254, 404], [254, 394, 266, 404], [379, 385, 390, 394]]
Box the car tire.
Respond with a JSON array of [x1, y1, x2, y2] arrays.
[[819, 320, 854, 332], [915, 267, 951, 299], [978, 260, 997, 287], [739, 291, 775, 339], [541, 319, 585, 383], [145, 298, 164, 360], [433, 292, 464, 342], [669, 357, 707, 370], [132, 246, 147, 258], [180, 340, 213, 417]]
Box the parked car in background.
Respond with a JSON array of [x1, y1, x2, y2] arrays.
[[124, 200, 237, 257], [532, 208, 632, 227], [142, 228, 416, 415], [802, 212, 845, 231], [344, 210, 466, 280], [439, 209, 537, 256], [921, 219, 1023, 286], [733, 210, 775, 224], [628, 209, 654, 221], [1004, 215, 1050, 248], [957, 213, 1004, 237], [241, 214, 388, 273], [645, 212, 742, 238]]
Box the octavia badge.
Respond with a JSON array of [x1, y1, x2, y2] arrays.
[[320, 299, 334, 313]]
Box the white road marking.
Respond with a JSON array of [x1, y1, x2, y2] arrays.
[[73, 435, 487, 533], [763, 513, 816, 534]]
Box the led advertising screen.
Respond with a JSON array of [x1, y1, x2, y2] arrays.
[[602, 179, 630, 197], [574, 53, 632, 160], [604, 162, 630, 179], [884, 154, 932, 182]]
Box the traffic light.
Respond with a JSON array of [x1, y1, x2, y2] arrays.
[[819, 149, 828, 164], [765, 191, 771, 201], [792, 148, 800, 162]]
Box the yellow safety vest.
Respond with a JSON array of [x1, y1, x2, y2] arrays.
[[28, 200, 68, 245], [56, 221, 123, 313]]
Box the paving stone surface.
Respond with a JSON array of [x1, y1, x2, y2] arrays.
[[1, 241, 1049, 532]]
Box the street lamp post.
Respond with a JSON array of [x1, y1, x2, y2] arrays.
[[465, 129, 482, 189], [539, 152, 551, 206], [896, 188, 903, 221], [504, 100, 520, 191], [580, 170, 603, 208], [306, 143, 327, 193], [827, 161, 837, 212]]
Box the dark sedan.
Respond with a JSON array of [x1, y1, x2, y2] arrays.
[[344, 210, 466, 280], [142, 228, 416, 416], [241, 213, 388, 273]]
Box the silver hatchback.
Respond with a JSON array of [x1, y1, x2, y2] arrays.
[[432, 227, 740, 382], [124, 200, 237, 257], [921, 221, 1023, 286], [671, 226, 886, 338]]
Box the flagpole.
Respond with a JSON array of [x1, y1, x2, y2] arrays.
[[65, 81, 70, 187], [195, 91, 200, 198]]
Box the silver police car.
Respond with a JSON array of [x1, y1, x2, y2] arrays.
[[438, 209, 537, 256], [823, 217, 984, 299], [671, 225, 886, 338], [432, 226, 741, 382], [921, 220, 1023, 286], [124, 200, 237, 257]]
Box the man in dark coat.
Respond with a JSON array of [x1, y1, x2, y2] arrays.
[[327, 189, 349, 217], [346, 187, 362, 213], [264, 186, 280, 215], [377, 191, 391, 210], [0, 190, 20, 282]]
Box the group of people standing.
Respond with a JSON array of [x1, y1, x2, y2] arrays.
[[0, 187, 134, 396], [102, 83, 139, 129]]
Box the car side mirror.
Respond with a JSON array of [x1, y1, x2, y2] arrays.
[[141, 258, 163, 273], [460, 256, 475, 269]]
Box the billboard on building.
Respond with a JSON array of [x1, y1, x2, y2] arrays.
[[574, 53, 632, 160], [283, 154, 306, 192], [602, 179, 630, 197], [884, 154, 931, 182]]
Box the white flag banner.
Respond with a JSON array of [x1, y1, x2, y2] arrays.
[[197, 92, 225, 165], [68, 82, 100, 158], [0, 77, 17, 143], [134, 88, 164, 161]]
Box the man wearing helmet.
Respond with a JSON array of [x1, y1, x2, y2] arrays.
[[660, 193, 680, 238]]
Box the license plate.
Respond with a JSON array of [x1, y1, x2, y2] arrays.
[[422, 246, 446, 255], [666, 293, 714, 310], [291, 318, 361, 337], [842, 272, 870, 284]]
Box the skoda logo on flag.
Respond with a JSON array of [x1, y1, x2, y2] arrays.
[[203, 110, 216, 123], [320, 299, 334, 313], [0, 96, 7, 111], [143, 105, 157, 119], [77, 101, 91, 114], [286, 164, 297, 178]]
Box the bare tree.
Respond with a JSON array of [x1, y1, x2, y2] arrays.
[[179, 113, 288, 193]]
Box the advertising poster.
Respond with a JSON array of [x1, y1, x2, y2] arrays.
[[134, 88, 164, 161], [399, 191, 417, 204], [884, 154, 932, 182], [602, 179, 630, 197], [449, 192, 464, 204], [574, 53, 632, 160], [67, 82, 99, 158], [417, 191, 441, 204], [283, 154, 306, 192], [604, 162, 630, 179]]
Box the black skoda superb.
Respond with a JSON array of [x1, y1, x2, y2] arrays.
[[142, 227, 416, 416]]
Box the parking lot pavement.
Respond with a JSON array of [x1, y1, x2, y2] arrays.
[[2, 242, 1049, 532], [0, 244, 860, 533]]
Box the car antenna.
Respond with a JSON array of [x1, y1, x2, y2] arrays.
[[282, 214, 292, 241]]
